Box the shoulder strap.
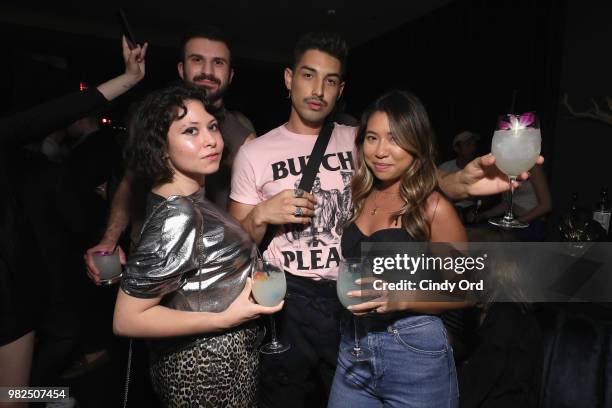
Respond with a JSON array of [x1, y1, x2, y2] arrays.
[[258, 119, 335, 252], [297, 120, 334, 191]]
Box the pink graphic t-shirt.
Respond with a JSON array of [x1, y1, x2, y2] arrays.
[[230, 123, 357, 280]]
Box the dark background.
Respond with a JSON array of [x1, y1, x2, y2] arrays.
[[1, 0, 610, 240], [2, 2, 611, 406]]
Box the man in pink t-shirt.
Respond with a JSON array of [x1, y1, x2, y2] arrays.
[[230, 32, 352, 408], [231, 122, 355, 280]]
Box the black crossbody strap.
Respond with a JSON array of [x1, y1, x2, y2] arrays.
[[258, 120, 335, 252], [297, 120, 334, 191]]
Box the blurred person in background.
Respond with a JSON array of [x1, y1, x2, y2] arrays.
[[0, 37, 146, 407]]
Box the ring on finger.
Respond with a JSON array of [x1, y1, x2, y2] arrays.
[[294, 188, 305, 198], [294, 206, 303, 217]]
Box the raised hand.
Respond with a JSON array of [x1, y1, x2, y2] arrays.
[[440, 153, 545, 199], [122, 35, 148, 81]]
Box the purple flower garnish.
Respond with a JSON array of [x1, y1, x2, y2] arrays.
[[498, 119, 512, 130], [498, 112, 536, 130], [518, 112, 535, 127]]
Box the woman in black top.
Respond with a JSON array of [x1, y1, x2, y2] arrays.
[[328, 90, 469, 408]]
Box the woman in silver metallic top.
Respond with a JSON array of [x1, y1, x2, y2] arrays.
[[113, 84, 283, 407]]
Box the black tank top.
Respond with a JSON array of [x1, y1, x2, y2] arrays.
[[341, 222, 413, 259], [342, 222, 466, 337]]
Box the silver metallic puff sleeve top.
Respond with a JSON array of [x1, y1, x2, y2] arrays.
[[120, 189, 258, 356]]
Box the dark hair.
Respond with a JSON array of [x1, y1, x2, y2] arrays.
[[293, 32, 348, 76], [178, 25, 232, 63], [124, 83, 216, 185], [351, 90, 438, 240]]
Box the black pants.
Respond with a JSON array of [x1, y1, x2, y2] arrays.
[[259, 274, 341, 408]]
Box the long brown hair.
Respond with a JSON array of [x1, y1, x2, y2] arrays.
[[350, 90, 438, 240]]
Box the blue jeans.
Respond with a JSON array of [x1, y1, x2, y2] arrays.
[[328, 314, 459, 408]]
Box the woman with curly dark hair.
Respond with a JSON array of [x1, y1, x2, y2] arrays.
[[113, 83, 282, 407], [328, 90, 468, 407]]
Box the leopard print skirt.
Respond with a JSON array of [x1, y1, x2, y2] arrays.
[[150, 325, 262, 407]]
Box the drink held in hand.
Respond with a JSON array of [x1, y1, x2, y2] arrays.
[[337, 258, 376, 307], [252, 270, 286, 307], [337, 258, 372, 361], [337, 262, 364, 308], [93, 250, 122, 285], [492, 127, 541, 176], [489, 112, 542, 229], [252, 258, 290, 354]]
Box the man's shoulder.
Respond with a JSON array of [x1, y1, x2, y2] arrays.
[[257, 124, 287, 139], [240, 123, 356, 155], [331, 123, 358, 146], [332, 123, 358, 138], [219, 109, 253, 146], [224, 110, 255, 133], [236, 125, 284, 156]]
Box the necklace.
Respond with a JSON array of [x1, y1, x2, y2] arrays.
[[370, 190, 401, 216]]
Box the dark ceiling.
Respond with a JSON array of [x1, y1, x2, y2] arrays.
[[0, 0, 453, 63]]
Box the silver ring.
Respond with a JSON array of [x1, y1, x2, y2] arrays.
[[294, 188, 305, 198], [294, 206, 303, 217]]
